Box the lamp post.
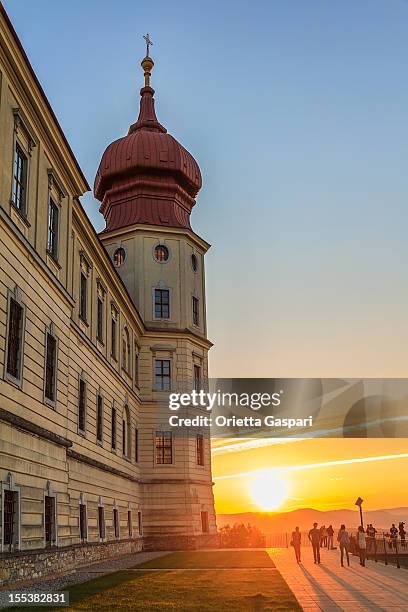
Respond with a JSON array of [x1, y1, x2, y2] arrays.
[[355, 497, 364, 528]]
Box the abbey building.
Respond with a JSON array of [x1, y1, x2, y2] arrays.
[[0, 6, 216, 584]]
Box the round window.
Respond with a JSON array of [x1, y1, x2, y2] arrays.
[[154, 244, 169, 262], [191, 253, 198, 272], [113, 247, 126, 267]]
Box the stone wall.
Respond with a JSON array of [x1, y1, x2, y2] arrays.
[[0, 539, 143, 587]]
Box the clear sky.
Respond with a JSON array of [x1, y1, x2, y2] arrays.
[[5, 0, 408, 378]]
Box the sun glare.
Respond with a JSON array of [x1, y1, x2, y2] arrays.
[[249, 471, 287, 511]]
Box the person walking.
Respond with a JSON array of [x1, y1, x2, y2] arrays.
[[291, 526, 302, 564], [357, 525, 367, 566], [327, 525, 334, 550], [309, 522, 321, 564], [337, 524, 350, 567]]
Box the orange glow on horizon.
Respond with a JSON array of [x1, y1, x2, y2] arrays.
[[211, 438, 408, 515]]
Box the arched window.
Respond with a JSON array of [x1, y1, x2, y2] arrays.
[[122, 404, 131, 459], [122, 327, 131, 374]]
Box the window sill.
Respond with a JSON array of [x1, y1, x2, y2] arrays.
[[79, 316, 89, 327], [78, 429, 86, 438], [4, 371, 23, 389], [10, 201, 30, 227], [46, 250, 61, 269], [43, 396, 56, 410]]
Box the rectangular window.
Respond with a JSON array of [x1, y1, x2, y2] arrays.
[[122, 418, 126, 456], [134, 349, 139, 387], [78, 378, 86, 433], [98, 506, 105, 540], [155, 431, 172, 464], [128, 510, 132, 537], [79, 503, 87, 541], [193, 364, 201, 392], [44, 332, 57, 403], [6, 297, 24, 382], [154, 289, 170, 319], [3, 490, 18, 551], [113, 508, 119, 539], [97, 297, 104, 342], [44, 495, 56, 547], [196, 433, 204, 466], [201, 511, 209, 533], [111, 313, 117, 360], [155, 359, 171, 391], [111, 406, 117, 449], [12, 143, 27, 214], [47, 199, 59, 260], [79, 272, 87, 322], [96, 394, 103, 443], [134, 428, 139, 463], [192, 296, 199, 326], [138, 511, 142, 535]]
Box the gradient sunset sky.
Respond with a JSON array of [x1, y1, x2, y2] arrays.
[[5, 0, 408, 513]]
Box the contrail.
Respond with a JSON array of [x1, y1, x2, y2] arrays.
[[213, 452, 408, 481]]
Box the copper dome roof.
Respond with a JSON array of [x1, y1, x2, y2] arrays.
[[94, 56, 202, 232]]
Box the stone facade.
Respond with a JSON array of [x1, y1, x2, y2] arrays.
[[0, 6, 217, 586]]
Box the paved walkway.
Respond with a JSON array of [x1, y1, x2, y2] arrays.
[[269, 547, 408, 611]]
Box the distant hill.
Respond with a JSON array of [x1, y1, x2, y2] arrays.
[[217, 507, 408, 533]]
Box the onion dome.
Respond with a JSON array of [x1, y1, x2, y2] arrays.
[[94, 53, 202, 232]]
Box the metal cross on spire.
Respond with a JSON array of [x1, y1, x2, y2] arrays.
[[143, 33, 153, 57]]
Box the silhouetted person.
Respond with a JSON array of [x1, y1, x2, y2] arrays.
[[337, 524, 350, 567], [327, 525, 334, 549], [320, 525, 328, 547], [399, 522, 406, 546], [291, 526, 302, 564], [390, 523, 398, 549], [357, 525, 367, 566], [366, 524, 377, 555], [309, 522, 321, 564]]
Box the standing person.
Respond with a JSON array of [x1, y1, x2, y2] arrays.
[[337, 525, 350, 567], [309, 522, 321, 564], [291, 526, 302, 564], [357, 525, 367, 566], [366, 524, 377, 555], [327, 525, 334, 550], [320, 525, 327, 548], [399, 522, 406, 546]]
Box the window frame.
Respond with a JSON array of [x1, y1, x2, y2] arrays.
[[111, 405, 117, 451], [154, 358, 171, 391], [79, 496, 88, 542], [43, 482, 58, 549], [110, 305, 118, 361], [192, 296, 200, 326], [153, 287, 170, 320], [96, 393, 103, 444], [47, 197, 60, 262], [155, 431, 173, 465], [1, 473, 21, 553], [4, 288, 26, 388], [78, 374, 87, 435], [11, 141, 28, 217], [196, 433, 205, 467], [43, 325, 58, 408], [98, 497, 106, 542], [113, 505, 120, 540]]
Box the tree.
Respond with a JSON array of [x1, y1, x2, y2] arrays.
[[218, 523, 266, 548]]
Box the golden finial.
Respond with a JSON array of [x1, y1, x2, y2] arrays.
[[141, 34, 154, 87]]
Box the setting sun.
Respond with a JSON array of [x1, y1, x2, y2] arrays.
[[249, 471, 287, 511]]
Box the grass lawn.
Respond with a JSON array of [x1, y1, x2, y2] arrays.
[[60, 550, 301, 611]]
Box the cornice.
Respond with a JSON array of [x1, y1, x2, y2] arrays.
[[99, 223, 211, 253], [0, 5, 90, 196]]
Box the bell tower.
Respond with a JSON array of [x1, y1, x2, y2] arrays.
[[94, 45, 217, 549]]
